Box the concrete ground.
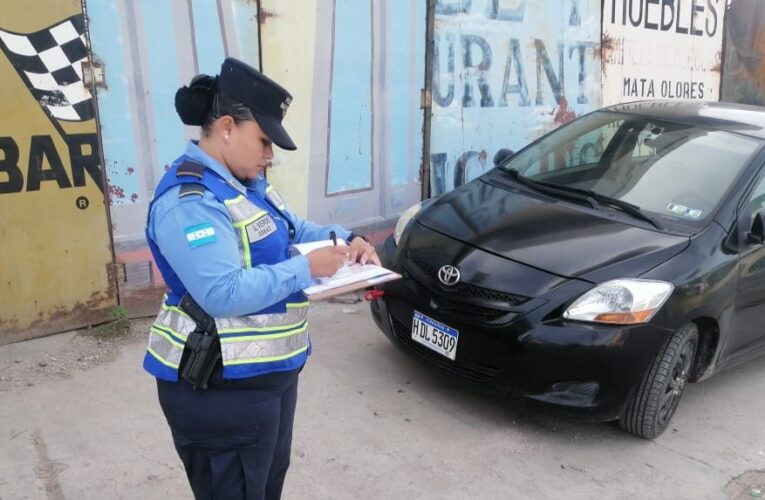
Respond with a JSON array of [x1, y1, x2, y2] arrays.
[[1, 300, 765, 500]]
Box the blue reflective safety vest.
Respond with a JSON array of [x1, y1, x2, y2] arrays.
[[143, 158, 310, 382]]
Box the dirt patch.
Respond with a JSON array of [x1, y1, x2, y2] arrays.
[[724, 470, 765, 499], [0, 317, 152, 393]]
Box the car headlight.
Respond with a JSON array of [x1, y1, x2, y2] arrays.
[[563, 279, 673, 325], [393, 202, 422, 245]]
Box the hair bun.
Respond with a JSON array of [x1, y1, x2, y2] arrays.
[[174, 74, 217, 126]]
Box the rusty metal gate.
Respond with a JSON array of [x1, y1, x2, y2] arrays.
[[0, 0, 117, 343]]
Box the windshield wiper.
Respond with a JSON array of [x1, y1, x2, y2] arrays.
[[504, 169, 663, 230], [589, 192, 663, 230], [504, 168, 600, 209]]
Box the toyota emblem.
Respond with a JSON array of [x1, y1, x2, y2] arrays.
[[437, 265, 461, 286]]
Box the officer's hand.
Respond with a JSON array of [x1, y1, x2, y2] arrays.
[[348, 237, 381, 266], [307, 245, 350, 277]]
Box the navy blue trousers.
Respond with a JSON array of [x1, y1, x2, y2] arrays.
[[156, 368, 300, 500]]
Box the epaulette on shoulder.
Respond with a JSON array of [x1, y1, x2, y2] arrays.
[[179, 183, 206, 199], [176, 160, 205, 178]]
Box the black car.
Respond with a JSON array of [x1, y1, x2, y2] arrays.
[[369, 100, 765, 438]]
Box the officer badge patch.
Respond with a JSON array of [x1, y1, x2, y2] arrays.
[[246, 214, 278, 243]]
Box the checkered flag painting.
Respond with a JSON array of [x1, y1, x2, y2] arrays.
[[0, 14, 94, 122]]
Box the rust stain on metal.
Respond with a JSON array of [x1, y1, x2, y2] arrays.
[[553, 97, 577, 125], [600, 34, 620, 64], [0, 317, 20, 332], [755, 30, 765, 85], [601, 34, 615, 53], [1, 289, 117, 345], [107, 183, 125, 200], [259, 9, 278, 24], [35, 291, 114, 326]]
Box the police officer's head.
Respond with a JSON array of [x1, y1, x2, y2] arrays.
[[175, 58, 295, 180]]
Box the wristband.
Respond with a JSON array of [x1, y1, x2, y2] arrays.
[[346, 232, 369, 244]]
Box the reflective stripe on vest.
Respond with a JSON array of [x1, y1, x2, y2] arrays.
[[146, 302, 196, 368], [149, 300, 309, 366]]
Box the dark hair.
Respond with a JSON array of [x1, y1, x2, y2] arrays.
[[174, 74, 254, 134]]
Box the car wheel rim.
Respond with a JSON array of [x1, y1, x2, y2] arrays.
[[657, 339, 695, 426]]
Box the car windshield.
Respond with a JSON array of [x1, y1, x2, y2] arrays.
[[497, 111, 763, 232]]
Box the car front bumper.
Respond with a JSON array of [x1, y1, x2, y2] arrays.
[[370, 237, 674, 422]]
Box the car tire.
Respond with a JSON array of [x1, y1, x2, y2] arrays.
[[620, 322, 698, 439]]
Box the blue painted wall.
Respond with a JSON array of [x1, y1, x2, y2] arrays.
[[87, 0, 140, 204], [386, 0, 426, 188], [326, 0, 373, 195], [139, 0, 186, 176], [191, 0, 226, 74]]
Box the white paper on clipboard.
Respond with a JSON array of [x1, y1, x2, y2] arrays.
[[291, 239, 400, 300]]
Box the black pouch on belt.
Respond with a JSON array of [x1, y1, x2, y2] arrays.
[[178, 294, 222, 390]]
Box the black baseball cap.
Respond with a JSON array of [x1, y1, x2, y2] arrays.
[[217, 58, 297, 151]]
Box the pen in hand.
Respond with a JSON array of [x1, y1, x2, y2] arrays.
[[330, 230, 337, 246]]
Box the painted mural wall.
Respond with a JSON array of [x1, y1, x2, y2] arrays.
[[0, 0, 116, 343], [602, 0, 726, 105], [429, 0, 603, 196]]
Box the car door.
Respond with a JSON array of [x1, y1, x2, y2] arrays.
[[725, 167, 765, 360]]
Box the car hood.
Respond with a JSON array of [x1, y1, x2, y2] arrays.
[[415, 178, 690, 281]]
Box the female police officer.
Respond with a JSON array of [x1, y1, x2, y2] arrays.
[[142, 57, 379, 499]]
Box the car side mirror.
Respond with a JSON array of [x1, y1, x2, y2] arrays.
[[747, 212, 765, 245], [493, 148, 515, 166]]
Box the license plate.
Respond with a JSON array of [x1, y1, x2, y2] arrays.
[[411, 310, 459, 360]]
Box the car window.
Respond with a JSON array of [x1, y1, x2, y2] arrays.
[[746, 173, 765, 222], [523, 120, 622, 175], [501, 111, 763, 231]]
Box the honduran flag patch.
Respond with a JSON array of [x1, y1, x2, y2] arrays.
[[185, 222, 217, 248]]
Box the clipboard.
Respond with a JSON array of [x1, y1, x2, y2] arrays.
[[293, 239, 402, 301]]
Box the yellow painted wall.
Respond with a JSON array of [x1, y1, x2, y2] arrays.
[[258, 1, 318, 217], [0, 0, 116, 342]]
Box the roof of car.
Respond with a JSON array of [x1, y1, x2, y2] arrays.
[[604, 100, 765, 140]]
